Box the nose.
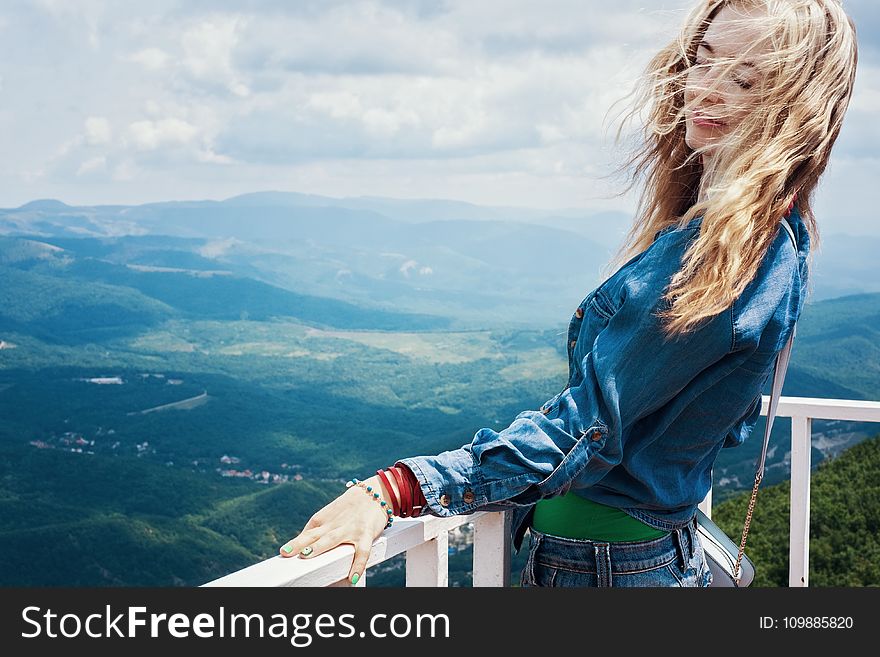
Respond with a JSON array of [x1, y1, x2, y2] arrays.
[[699, 60, 734, 104], [688, 76, 723, 114], [701, 85, 723, 109]]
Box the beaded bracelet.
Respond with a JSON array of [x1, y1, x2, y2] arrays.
[[346, 478, 394, 529]]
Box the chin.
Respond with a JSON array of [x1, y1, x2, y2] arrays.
[[685, 133, 705, 153], [685, 122, 702, 152], [685, 130, 721, 159], [686, 121, 728, 153]]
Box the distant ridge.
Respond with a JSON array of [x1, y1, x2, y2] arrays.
[[14, 199, 72, 211], [221, 191, 335, 207]]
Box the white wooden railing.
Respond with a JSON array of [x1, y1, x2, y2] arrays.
[[203, 395, 880, 588], [203, 510, 509, 587]]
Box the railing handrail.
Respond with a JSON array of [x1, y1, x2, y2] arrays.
[[203, 512, 492, 587], [202, 394, 880, 588], [766, 395, 880, 421]]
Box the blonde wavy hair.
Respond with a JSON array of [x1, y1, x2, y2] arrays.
[[609, 0, 858, 338]]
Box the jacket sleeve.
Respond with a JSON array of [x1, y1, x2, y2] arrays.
[[396, 230, 736, 518]]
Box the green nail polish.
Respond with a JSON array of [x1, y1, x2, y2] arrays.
[[350, 572, 360, 585], [282, 545, 293, 554]]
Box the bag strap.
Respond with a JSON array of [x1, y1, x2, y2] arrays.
[[732, 216, 798, 584], [756, 325, 795, 479]]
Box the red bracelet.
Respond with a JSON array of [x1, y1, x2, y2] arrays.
[[389, 465, 412, 517], [378, 463, 429, 518], [375, 468, 400, 517], [394, 464, 426, 517], [402, 466, 417, 517]]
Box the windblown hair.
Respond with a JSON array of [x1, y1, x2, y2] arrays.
[[609, 0, 858, 338]]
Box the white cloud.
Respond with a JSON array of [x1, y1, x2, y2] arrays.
[[399, 259, 418, 277], [126, 118, 199, 151], [34, 0, 105, 49], [196, 147, 235, 164], [112, 158, 138, 182], [144, 100, 163, 116], [77, 156, 107, 176], [181, 16, 251, 97], [128, 48, 170, 71], [84, 117, 112, 145], [45, 136, 84, 168]]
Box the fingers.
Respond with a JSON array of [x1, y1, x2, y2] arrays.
[[280, 527, 347, 560], [277, 488, 389, 584], [279, 530, 375, 586], [347, 537, 375, 586], [279, 526, 320, 558], [278, 511, 331, 557]]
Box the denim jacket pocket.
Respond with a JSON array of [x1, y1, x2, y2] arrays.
[[589, 287, 619, 321]]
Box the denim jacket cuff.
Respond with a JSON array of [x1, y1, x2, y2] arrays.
[[395, 449, 502, 517]]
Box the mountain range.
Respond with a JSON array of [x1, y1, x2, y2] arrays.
[[4, 192, 877, 329]]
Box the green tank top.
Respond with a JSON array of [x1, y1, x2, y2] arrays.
[[532, 491, 669, 541]]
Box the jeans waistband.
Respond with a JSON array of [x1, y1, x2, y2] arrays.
[[527, 514, 698, 574]]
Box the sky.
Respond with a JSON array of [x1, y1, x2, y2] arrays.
[[1, 0, 878, 235]]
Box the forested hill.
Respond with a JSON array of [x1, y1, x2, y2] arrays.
[[711, 433, 880, 587]]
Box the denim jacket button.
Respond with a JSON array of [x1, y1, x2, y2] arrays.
[[575, 307, 584, 319], [463, 490, 475, 504], [439, 494, 451, 507], [591, 430, 603, 441], [569, 339, 577, 349]]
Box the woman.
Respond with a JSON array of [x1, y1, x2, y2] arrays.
[[278, 0, 858, 587]]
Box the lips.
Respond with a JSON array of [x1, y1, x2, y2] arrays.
[[691, 111, 725, 128]]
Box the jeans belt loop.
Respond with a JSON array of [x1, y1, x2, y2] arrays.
[[683, 521, 696, 562], [673, 527, 688, 571]]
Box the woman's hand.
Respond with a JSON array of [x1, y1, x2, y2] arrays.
[[278, 474, 397, 585]]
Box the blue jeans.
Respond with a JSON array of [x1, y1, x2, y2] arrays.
[[519, 515, 712, 587]]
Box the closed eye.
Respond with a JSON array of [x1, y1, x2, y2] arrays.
[[691, 56, 755, 90]]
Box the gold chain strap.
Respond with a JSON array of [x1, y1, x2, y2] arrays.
[[734, 471, 763, 585]]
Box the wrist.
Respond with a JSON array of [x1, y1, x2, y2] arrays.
[[346, 476, 395, 529], [365, 474, 396, 510]]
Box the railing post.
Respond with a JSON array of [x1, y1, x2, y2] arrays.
[[405, 532, 449, 586], [789, 414, 812, 587], [472, 511, 511, 587]]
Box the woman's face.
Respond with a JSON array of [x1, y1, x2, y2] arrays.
[[684, 4, 773, 160]]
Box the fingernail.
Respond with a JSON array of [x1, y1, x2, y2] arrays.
[[281, 545, 293, 554], [350, 572, 360, 585], [300, 546, 313, 557]]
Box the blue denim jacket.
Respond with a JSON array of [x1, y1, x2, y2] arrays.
[[398, 207, 808, 554]]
